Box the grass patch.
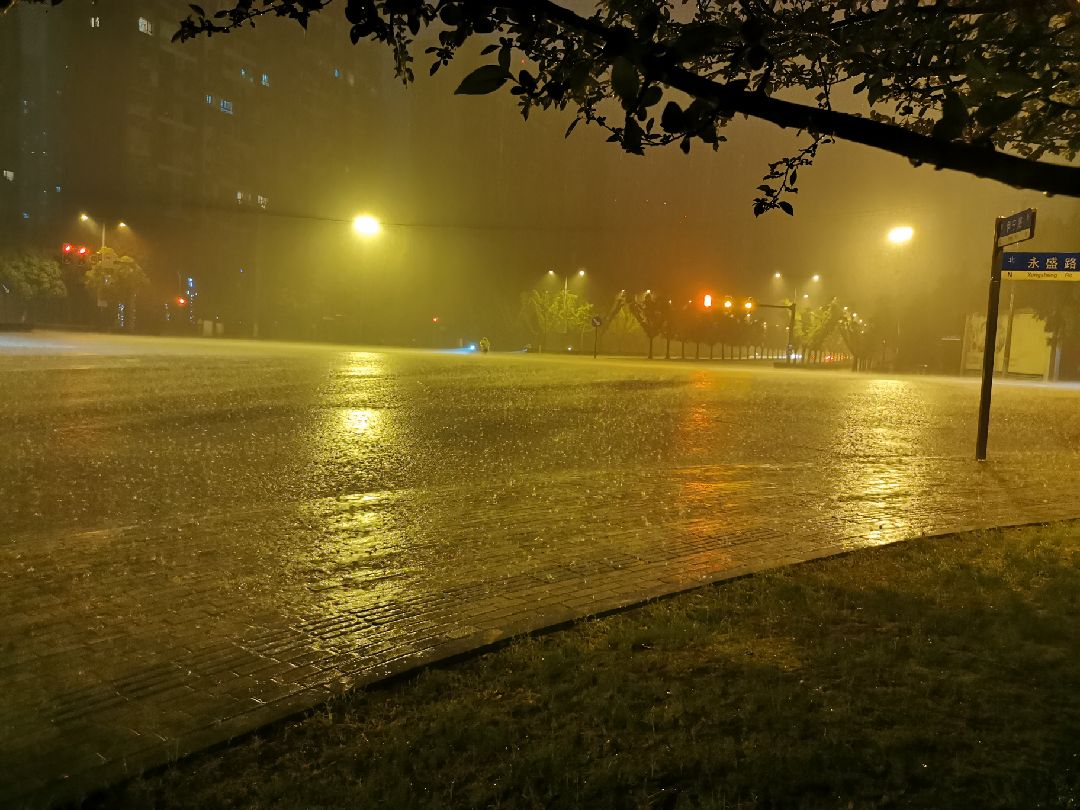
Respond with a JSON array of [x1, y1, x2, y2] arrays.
[[97, 523, 1080, 809]]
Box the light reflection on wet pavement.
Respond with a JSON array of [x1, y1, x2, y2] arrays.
[[2, 332, 1078, 806]]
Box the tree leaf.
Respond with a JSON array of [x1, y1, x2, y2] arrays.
[[661, 101, 685, 133], [974, 94, 1024, 128], [454, 65, 510, 95], [611, 57, 640, 109], [933, 91, 969, 141]]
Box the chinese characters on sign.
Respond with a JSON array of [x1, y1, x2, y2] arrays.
[[1001, 252, 1080, 281], [995, 208, 1036, 247]]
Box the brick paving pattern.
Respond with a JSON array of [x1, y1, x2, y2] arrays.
[[2, 334, 1078, 807]]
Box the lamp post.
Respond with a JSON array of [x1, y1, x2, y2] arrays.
[[340, 213, 383, 343], [884, 225, 914, 368], [80, 213, 127, 250], [767, 272, 822, 363], [547, 268, 586, 348]]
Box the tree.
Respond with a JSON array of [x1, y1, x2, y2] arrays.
[[626, 290, 670, 359], [519, 286, 591, 351], [797, 299, 842, 363], [553, 286, 595, 349], [24, 0, 1073, 211], [0, 249, 66, 322], [602, 298, 642, 354], [837, 312, 882, 371], [519, 288, 559, 352], [83, 247, 150, 330]]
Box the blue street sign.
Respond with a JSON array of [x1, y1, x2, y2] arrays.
[[1001, 251, 1080, 281], [996, 208, 1036, 247]]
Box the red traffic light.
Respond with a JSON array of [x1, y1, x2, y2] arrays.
[[176, 297, 187, 306], [432, 316, 440, 324]]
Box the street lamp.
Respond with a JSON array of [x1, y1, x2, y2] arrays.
[[79, 213, 129, 250], [548, 268, 586, 348], [887, 225, 914, 245], [352, 214, 381, 237], [883, 225, 915, 369], [766, 272, 823, 363]]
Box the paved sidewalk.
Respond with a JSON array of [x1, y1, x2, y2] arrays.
[[2, 336, 1079, 807]]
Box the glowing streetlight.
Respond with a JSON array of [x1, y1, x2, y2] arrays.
[[774, 272, 782, 279], [79, 213, 128, 249], [811, 274, 821, 282], [577, 269, 585, 277], [887, 225, 914, 245], [352, 214, 381, 237], [703, 294, 713, 308]]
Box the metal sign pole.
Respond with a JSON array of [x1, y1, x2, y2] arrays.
[[980, 222, 1002, 460], [976, 219, 1005, 461], [975, 208, 1037, 460]]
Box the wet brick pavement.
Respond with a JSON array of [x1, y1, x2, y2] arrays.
[[2, 333, 1079, 806]]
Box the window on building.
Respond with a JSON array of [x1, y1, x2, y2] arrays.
[[90, 16, 101, 28], [240, 68, 249, 79], [220, 98, 234, 114], [138, 17, 153, 35], [261, 73, 270, 87], [55, 185, 62, 193], [22, 212, 30, 220], [2, 170, 13, 182], [205, 94, 213, 105], [333, 68, 341, 79], [257, 195, 269, 209]]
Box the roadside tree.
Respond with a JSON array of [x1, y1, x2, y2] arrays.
[[83, 248, 150, 330], [0, 249, 66, 322], [626, 290, 670, 360]]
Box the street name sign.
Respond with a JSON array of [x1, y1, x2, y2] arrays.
[[1001, 252, 1080, 281], [995, 208, 1036, 247]]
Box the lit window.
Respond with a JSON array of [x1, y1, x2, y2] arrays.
[[2, 170, 13, 182], [138, 17, 153, 35], [236, 191, 243, 203], [90, 16, 101, 28], [261, 73, 270, 87], [220, 98, 233, 114], [22, 212, 30, 220], [205, 94, 213, 105], [257, 195, 269, 209], [240, 68, 248, 78], [333, 68, 341, 79], [55, 185, 62, 193]]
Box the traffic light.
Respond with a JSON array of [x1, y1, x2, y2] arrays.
[[61, 244, 91, 266], [176, 296, 187, 307]]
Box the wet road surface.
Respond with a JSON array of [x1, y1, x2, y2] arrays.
[[2, 332, 1079, 806]]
